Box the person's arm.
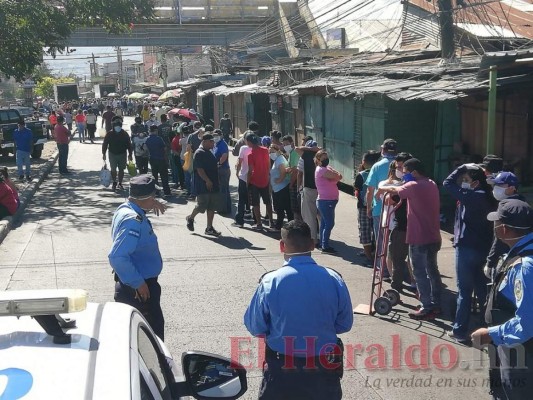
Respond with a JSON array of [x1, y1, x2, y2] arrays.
[[333, 274, 354, 334], [101, 113, 104, 128], [323, 168, 342, 181], [443, 165, 476, 204], [196, 168, 213, 191], [108, 219, 146, 289], [102, 132, 109, 160], [243, 284, 270, 337], [235, 157, 242, 178], [219, 151, 228, 165], [354, 173, 363, 196]]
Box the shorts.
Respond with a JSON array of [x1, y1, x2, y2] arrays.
[[194, 192, 222, 213], [109, 152, 127, 171], [248, 184, 271, 207], [358, 209, 374, 246]]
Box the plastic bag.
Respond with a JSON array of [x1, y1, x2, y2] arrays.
[[100, 163, 112, 188], [183, 150, 192, 171], [127, 161, 137, 177]]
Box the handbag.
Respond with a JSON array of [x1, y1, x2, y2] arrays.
[[183, 150, 192, 171], [127, 161, 137, 177], [100, 163, 112, 187]]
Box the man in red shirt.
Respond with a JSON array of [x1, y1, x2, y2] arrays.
[[53, 115, 71, 174], [246, 134, 273, 229]]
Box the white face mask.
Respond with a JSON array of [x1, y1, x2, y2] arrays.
[[270, 153, 278, 161], [395, 170, 404, 179], [284, 144, 293, 153], [213, 136, 221, 143], [493, 186, 508, 201], [461, 182, 472, 190]]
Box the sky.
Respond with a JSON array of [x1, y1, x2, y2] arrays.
[[43, 47, 143, 80]]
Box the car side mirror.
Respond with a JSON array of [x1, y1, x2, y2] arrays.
[[181, 351, 247, 399]]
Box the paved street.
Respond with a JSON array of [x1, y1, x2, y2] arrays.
[[0, 117, 492, 399]]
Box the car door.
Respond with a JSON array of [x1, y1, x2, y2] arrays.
[[131, 312, 173, 400]]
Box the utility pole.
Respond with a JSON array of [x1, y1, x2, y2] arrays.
[[90, 53, 98, 78], [437, 0, 455, 61], [160, 47, 168, 90], [486, 66, 498, 154], [179, 49, 184, 81], [115, 46, 123, 94]]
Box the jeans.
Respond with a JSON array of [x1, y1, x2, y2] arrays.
[[235, 178, 249, 225], [272, 185, 293, 229], [218, 167, 232, 214], [409, 242, 442, 310], [452, 246, 489, 338], [76, 122, 85, 142], [16, 150, 31, 177], [57, 143, 69, 173], [316, 199, 338, 249], [173, 155, 185, 188]]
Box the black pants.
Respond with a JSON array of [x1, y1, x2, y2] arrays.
[[136, 156, 149, 174], [150, 158, 171, 195], [114, 277, 165, 340], [272, 185, 294, 229], [172, 154, 185, 188], [235, 179, 249, 225], [259, 350, 342, 400], [389, 229, 410, 289], [489, 344, 533, 399]]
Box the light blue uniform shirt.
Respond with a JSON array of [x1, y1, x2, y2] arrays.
[[489, 234, 533, 346], [108, 201, 163, 289], [365, 155, 394, 217], [244, 256, 353, 356]]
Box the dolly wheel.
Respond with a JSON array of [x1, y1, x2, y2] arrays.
[[374, 297, 392, 315], [384, 289, 400, 306]]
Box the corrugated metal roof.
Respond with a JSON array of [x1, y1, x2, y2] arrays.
[[198, 83, 280, 97]]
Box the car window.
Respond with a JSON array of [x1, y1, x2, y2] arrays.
[[8, 111, 19, 120], [138, 326, 171, 400], [140, 373, 156, 400], [0, 111, 7, 123]]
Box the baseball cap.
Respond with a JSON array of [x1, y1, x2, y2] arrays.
[[488, 171, 519, 187], [487, 199, 533, 229], [261, 136, 272, 147], [305, 140, 318, 148], [204, 125, 214, 132], [382, 138, 397, 151], [129, 174, 158, 200]]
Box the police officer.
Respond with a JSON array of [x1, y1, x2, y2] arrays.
[[471, 199, 533, 399], [244, 220, 353, 400], [109, 174, 167, 340]]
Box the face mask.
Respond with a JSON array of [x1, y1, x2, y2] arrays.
[[321, 158, 330, 167], [284, 145, 293, 153], [461, 182, 472, 190], [493, 186, 508, 201], [213, 136, 221, 143], [395, 170, 404, 179], [403, 172, 415, 182], [139, 133, 145, 138], [114, 126, 122, 133], [270, 153, 278, 161]]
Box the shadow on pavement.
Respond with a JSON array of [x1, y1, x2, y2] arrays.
[[191, 232, 266, 251]]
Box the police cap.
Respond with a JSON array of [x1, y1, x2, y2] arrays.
[[487, 199, 533, 229], [129, 174, 157, 200]]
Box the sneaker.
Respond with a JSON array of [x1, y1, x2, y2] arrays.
[[408, 308, 436, 320], [112, 182, 117, 191], [447, 330, 471, 344], [26, 176, 32, 181], [231, 222, 244, 228], [205, 227, 221, 237], [251, 224, 263, 231], [186, 216, 194, 232], [117, 183, 125, 191], [321, 247, 337, 254], [269, 226, 281, 232]]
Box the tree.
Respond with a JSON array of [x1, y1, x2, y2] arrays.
[[0, 0, 155, 81], [35, 76, 76, 99]]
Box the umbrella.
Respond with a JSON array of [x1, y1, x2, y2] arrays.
[[147, 93, 159, 101], [159, 89, 183, 101], [168, 108, 198, 121], [107, 92, 120, 97], [128, 92, 148, 100]]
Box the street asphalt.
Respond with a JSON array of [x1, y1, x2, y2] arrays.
[[0, 117, 492, 399]]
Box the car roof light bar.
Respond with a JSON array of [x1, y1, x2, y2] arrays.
[[0, 289, 87, 317]]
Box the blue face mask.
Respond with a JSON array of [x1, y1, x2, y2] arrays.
[[403, 172, 415, 182], [114, 126, 122, 133]]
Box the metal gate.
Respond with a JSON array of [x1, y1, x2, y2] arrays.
[[304, 96, 324, 147]]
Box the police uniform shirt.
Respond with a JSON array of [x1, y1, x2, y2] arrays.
[[109, 201, 163, 289], [244, 255, 353, 356], [488, 233, 533, 346]]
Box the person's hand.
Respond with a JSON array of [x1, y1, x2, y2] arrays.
[[135, 282, 150, 302], [151, 199, 168, 216], [206, 180, 213, 191], [471, 328, 492, 348]]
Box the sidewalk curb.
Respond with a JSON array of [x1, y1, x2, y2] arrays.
[[0, 151, 59, 245]]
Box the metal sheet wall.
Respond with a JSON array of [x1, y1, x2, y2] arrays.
[[304, 96, 324, 148], [361, 95, 386, 154], [324, 98, 356, 184]]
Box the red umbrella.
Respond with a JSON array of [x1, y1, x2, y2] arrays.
[[147, 93, 159, 100], [168, 108, 198, 121]]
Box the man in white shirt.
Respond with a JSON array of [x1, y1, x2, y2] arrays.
[[232, 131, 253, 227]]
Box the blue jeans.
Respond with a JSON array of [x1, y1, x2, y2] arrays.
[[16, 150, 31, 177], [409, 242, 442, 310], [76, 122, 85, 142], [57, 143, 69, 173], [452, 246, 489, 338], [316, 199, 338, 249]]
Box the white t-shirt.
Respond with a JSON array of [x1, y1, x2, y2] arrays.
[[238, 145, 252, 182]]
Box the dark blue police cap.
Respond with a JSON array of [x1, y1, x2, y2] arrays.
[[487, 199, 533, 229], [129, 174, 157, 199]]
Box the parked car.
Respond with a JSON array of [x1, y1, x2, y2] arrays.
[[0, 108, 47, 158], [0, 289, 248, 399]]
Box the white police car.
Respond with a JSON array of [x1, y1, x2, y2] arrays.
[[0, 289, 247, 399]]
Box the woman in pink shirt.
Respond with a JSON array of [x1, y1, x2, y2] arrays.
[[315, 150, 342, 253]]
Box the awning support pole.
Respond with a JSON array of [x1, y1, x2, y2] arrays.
[[487, 65, 497, 154]]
